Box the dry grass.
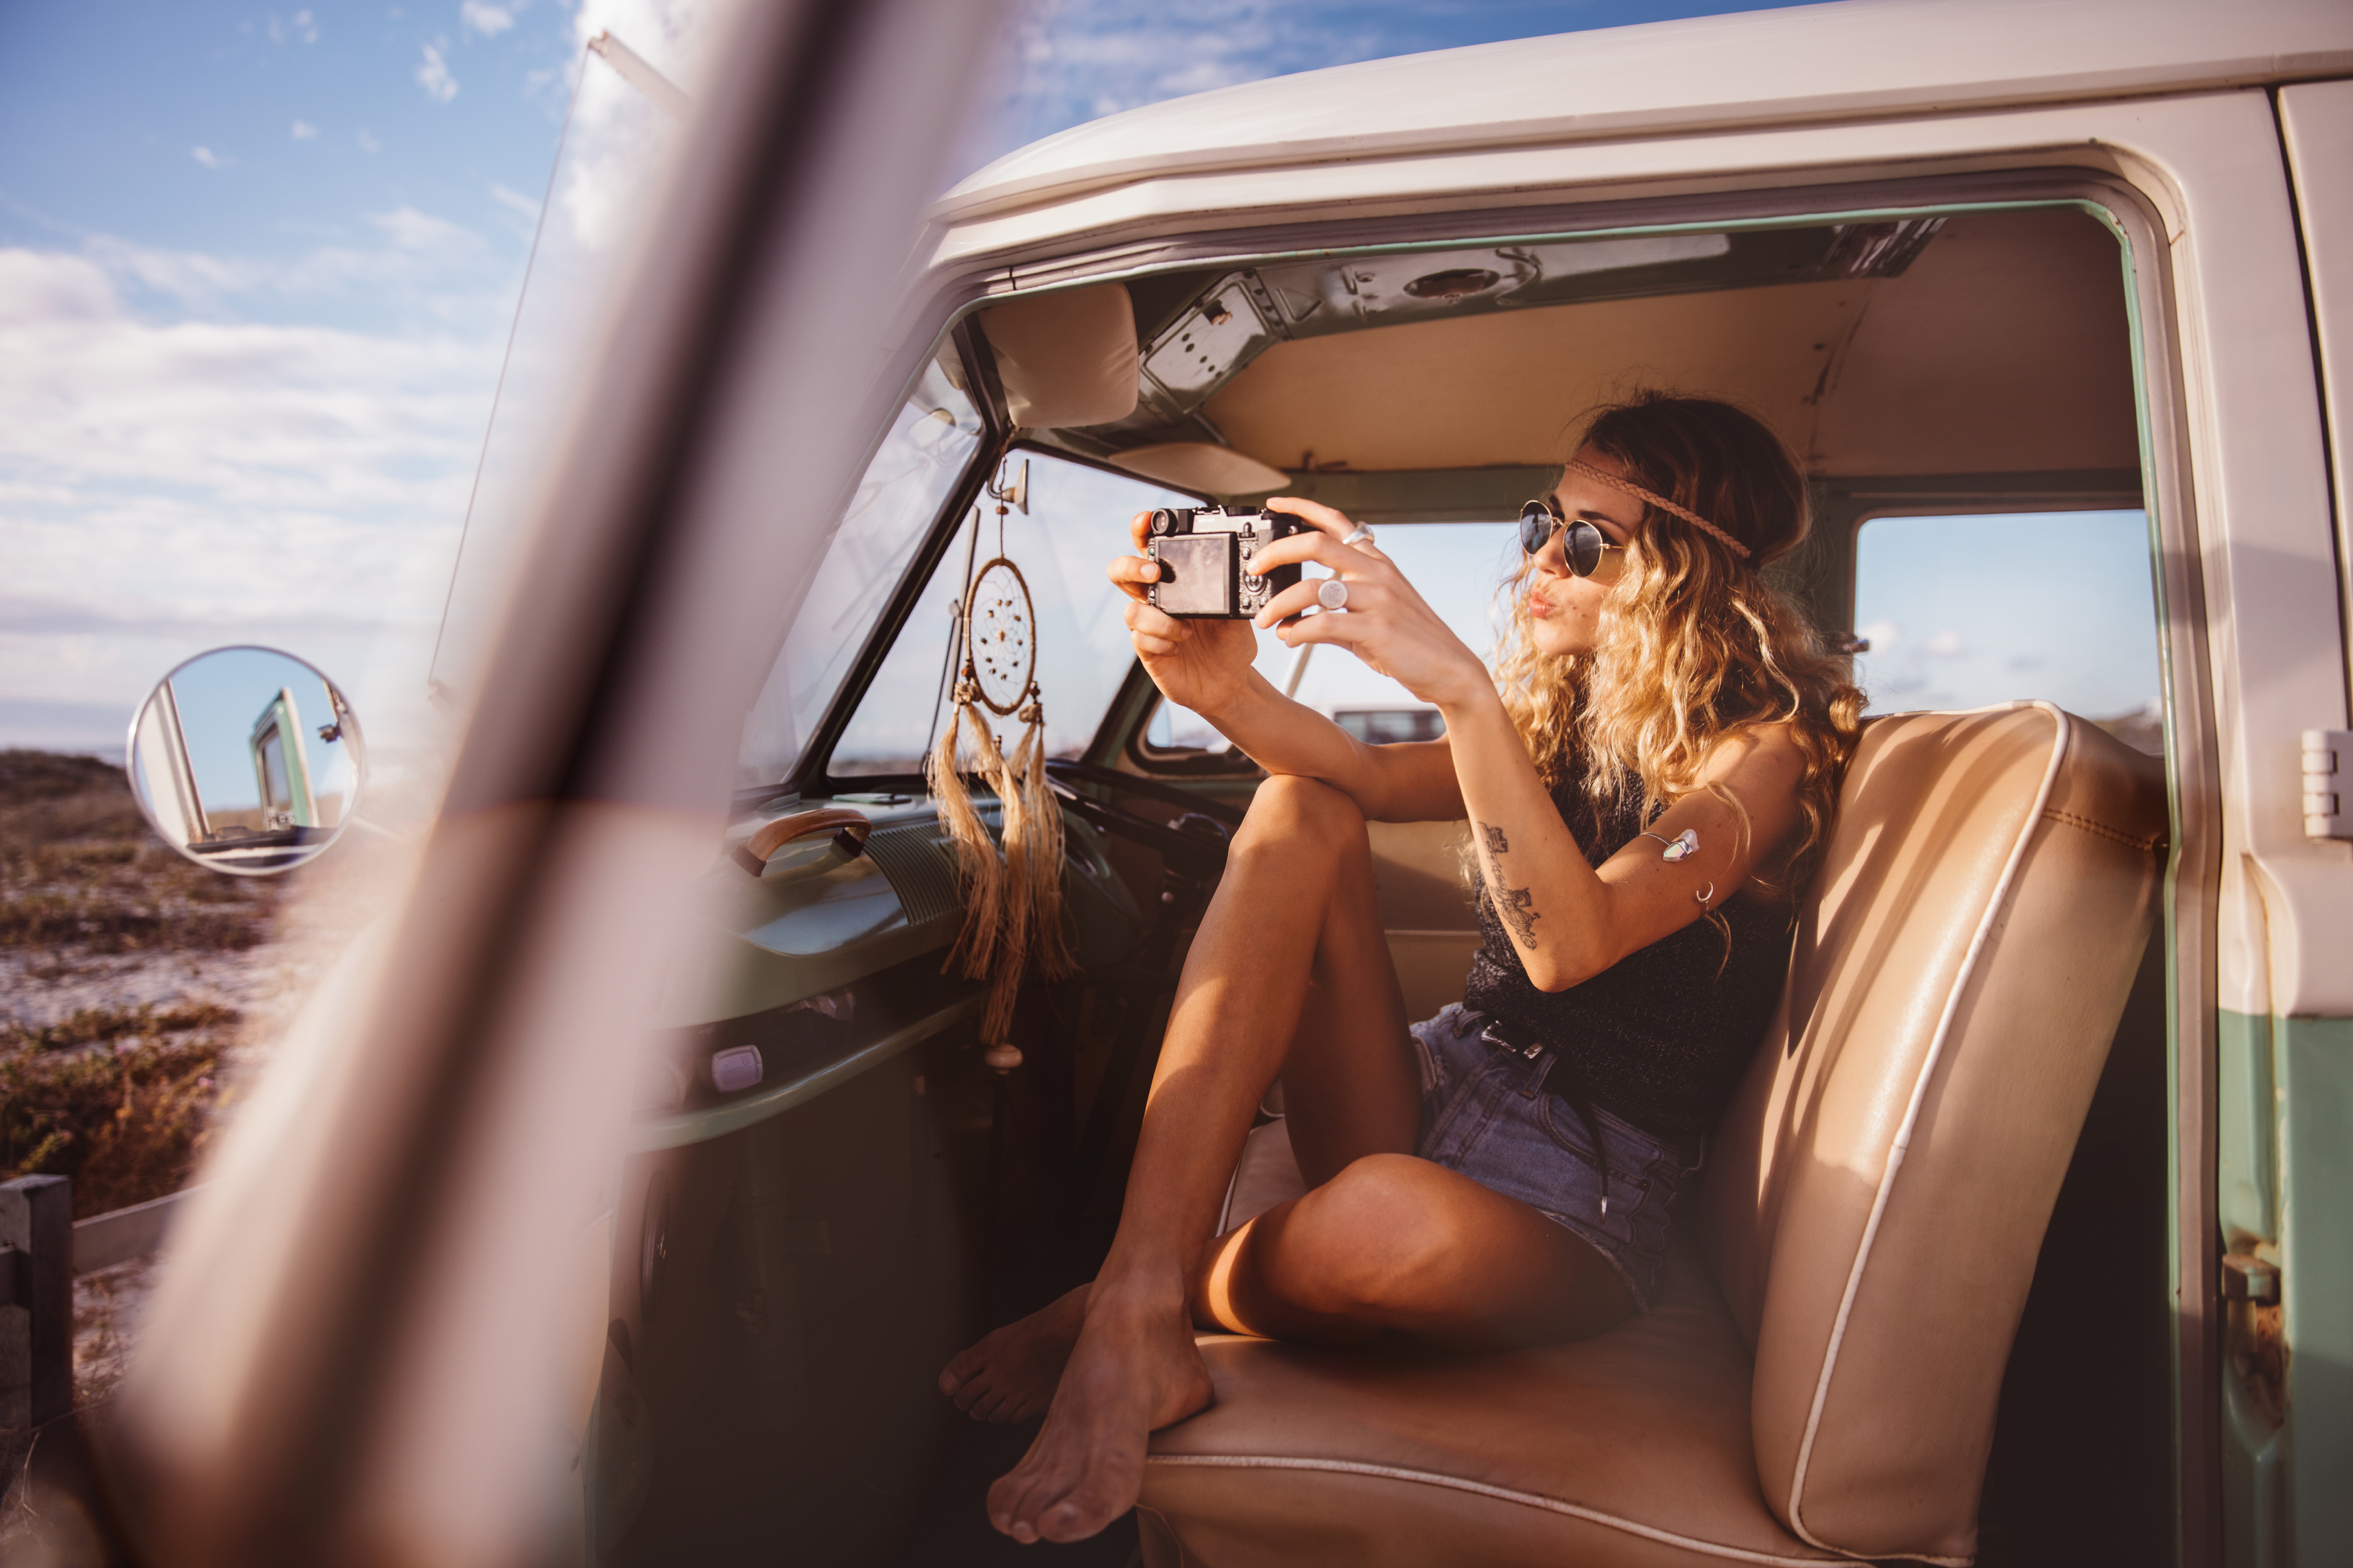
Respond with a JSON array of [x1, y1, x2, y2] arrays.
[[0, 1013, 233, 1217], [1, 751, 281, 1216], [1, 750, 279, 955]]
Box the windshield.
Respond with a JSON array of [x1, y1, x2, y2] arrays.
[[736, 350, 985, 787], [829, 451, 1194, 777]]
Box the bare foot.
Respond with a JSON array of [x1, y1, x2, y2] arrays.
[[938, 1283, 1091, 1423], [984, 1286, 1214, 1543]]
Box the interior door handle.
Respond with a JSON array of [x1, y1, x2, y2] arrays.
[[731, 807, 871, 877]]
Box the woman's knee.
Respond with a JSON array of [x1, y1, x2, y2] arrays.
[[1232, 774, 1367, 862], [1271, 1154, 1456, 1311]]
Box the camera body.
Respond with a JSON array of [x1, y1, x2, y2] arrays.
[[1144, 507, 1307, 619]]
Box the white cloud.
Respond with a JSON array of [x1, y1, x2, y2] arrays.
[[0, 244, 504, 746], [489, 183, 543, 226], [571, 0, 723, 84], [357, 128, 383, 154], [265, 9, 320, 45], [370, 206, 482, 254], [191, 146, 230, 170], [291, 120, 319, 141], [556, 0, 729, 250], [75, 211, 495, 320], [417, 40, 459, 102], [956, 0, 1415, 178], [1858, 617, 1901, 652], [1924, 628, 1967, 658], [462, 0, 518, 37]]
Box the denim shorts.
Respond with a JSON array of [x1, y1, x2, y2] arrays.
[[1410, 1003, 1695, 1309]]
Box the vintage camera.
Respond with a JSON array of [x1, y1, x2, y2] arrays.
[[1144, 507, 1307, 619]]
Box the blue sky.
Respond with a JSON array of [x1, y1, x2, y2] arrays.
[[0, 0, 1825, 769], [155, 644, 355, 816], [4, 0, 2168, 786], [1854, 511, 2159, 720]]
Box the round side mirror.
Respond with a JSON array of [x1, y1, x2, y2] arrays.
[[127, 645, 365, 875]]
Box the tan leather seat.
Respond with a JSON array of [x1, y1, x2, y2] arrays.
[[1138, 705, 2166, 1567]]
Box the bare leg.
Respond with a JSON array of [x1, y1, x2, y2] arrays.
[[1192, 1153, 1634, 1347], [975, 778, 1420, 1541]]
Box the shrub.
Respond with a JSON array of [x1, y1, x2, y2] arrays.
[[0, 1007, 235, 1218]]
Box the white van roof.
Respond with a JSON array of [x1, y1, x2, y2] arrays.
[[939, 0, 2353, 222]]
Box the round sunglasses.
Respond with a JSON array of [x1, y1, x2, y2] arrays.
[[1519, 499, 1628, 583]]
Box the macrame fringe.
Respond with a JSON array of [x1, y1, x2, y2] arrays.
[[927, 694, 1074, 1046], [927, 703, 1002, 977], [1013, 706, 1074, 984]]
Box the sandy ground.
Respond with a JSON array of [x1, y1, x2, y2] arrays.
[[0, 941, 305, 1030], [5, 936, 341, 1407], [71, 1256, 162, 1411]]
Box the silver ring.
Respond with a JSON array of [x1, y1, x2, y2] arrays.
[[1342, 524, 1375, 546], [1316, 578, 1349, 610]]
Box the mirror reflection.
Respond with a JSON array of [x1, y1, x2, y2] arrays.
[[127, 645, 364, 875]]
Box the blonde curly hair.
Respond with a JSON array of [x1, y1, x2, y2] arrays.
[[1493, 392, 1865, 903]]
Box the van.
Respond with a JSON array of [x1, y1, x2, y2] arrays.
[[101, 1, 2353, 1564]]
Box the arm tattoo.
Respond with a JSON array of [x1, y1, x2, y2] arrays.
[[1474, 820, 1540, 948], [1500, 883, 1541, 949]]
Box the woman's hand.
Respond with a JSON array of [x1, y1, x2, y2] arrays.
[[1107, 511, 1260, 718], [1247, 498, 1492, 712]]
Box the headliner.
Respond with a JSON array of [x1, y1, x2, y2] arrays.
[[1201, 206, 2137, 481]]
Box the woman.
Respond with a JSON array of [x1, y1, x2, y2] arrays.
[[939, 393, 1864, 1544]]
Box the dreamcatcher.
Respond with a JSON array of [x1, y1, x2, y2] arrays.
[[927, 460, 1073, 1056]]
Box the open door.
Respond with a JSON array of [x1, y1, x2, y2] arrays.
[[105, 3, 1010, 1563]]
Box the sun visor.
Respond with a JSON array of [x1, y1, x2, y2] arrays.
[[978, 283, 1139, 429], [1110, 442, 1288, 497]]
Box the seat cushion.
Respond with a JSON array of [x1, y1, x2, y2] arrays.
[[1139, 1237, 1848, 1568], [1143, 706, 2164, 1567], [1701, 705, 2164, 1561]]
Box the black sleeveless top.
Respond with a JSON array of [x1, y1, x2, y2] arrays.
[[1460, 768, 1795, 1139]]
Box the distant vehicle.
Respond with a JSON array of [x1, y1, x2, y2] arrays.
[[90, 2, 2353, 1566]]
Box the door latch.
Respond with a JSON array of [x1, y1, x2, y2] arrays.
[[2302, 730, 2352, 840]]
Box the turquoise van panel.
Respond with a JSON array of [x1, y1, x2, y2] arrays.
[[2278, 1013, 2353, 1561]]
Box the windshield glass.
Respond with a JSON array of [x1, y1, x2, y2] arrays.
[[829, 451, 1195, 776], [737, 351, 984, 787]]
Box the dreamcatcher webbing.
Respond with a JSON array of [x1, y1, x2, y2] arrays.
[[925, 504, 1073, 1047]]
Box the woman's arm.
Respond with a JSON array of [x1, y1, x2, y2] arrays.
[[1167, 670, 1463, 822], [1235, 500, 1808, 991], [1107, 514, 1464, 822], [1439, 698, 1806, 990]]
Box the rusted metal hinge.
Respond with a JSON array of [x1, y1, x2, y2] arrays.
[[2222, 1251, 2286, 1425], [2223, 1252, 2280, 1303]]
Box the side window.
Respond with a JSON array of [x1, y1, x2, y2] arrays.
[[829, 453, 1195, 778], [1851, 510, 2162, 751], [1143, 521, 1522, 761]]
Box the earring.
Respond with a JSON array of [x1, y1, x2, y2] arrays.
[[1695, 881, 1715, 906]]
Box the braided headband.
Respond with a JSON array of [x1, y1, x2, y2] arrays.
[[1561, 457, 1752, 560]]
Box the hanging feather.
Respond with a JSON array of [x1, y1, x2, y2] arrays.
[[983, 711, 1031, 1042], [927, 688, 1002, 978], [929, 549, 1073, 1047], [1016, 699, 1074, 981]]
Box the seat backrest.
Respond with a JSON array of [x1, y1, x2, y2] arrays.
[[1700, 704, 2165, 1563]]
